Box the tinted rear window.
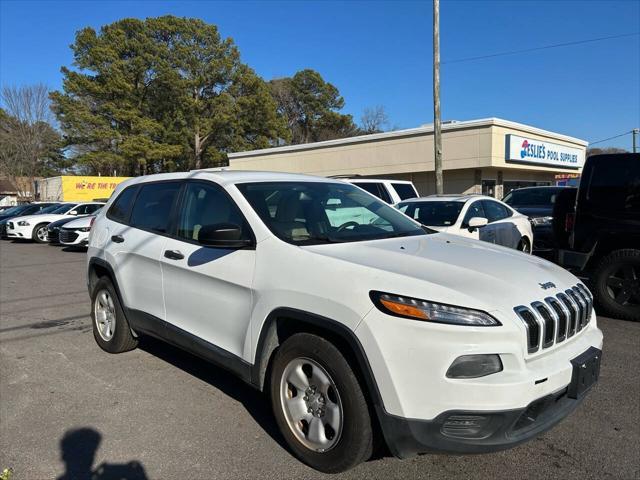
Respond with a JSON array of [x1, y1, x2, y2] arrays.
[[130, 182, 181, 233], [108, 186, 138, 223], [352, 182, 392, 203], [391, 183, 418, 201], [585, 158, 640, 213], [503, 188, 561, 207]]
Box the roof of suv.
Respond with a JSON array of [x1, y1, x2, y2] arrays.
[[122, 170, 347, 188], [328, 176, 415, 185]]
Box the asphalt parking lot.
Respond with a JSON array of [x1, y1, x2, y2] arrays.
[[1, 241, 639, 480]]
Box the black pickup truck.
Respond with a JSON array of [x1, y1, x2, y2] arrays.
[[555, 153, 640, 321]]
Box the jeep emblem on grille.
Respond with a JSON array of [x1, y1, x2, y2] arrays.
[[539, 282, 556, 290]]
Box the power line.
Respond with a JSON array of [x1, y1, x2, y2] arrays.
[[443, 32, 639, 65], [589, 131, 632, 146]]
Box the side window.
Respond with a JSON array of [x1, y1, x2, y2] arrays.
[[353, 182, 392, 204], [391, 183, 418, 201], [482, 200, 511, 223], [586, 159, 640, 213], [130, 182, 181, 233], [108, 186, 138, 224], [462, 201, 485, 227], [176, 182, 249, 243], [73, 204, 94, 215], [85, 204, 102, 214]]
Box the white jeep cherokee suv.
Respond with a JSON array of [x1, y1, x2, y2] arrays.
[[87, 171, 603, 473]]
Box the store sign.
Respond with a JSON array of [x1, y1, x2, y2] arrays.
[[506, 135, 584, 169], [61, 176, 130, 201]]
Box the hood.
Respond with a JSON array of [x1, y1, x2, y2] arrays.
[[63, 215, 94, 229], [304, 233, 579, 317], [48, 217, 77, 229], [511, 206, 552, 218], [10, 213, 68, 223]]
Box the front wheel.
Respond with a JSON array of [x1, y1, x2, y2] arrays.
[[270, 333, 373, 473], [32, 223, 49, 243], [591, 249, 640, 321]]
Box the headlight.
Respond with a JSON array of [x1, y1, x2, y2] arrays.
[[370, 292, 501, 326], [78, 227, 91, 232], [529, 216, 553, 227], [17, 221, 30, 226]]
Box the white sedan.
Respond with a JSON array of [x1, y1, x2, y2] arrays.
[[7, 202, 104, 243], [396, 194, 534, 253]]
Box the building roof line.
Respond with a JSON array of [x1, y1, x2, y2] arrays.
[[228, 117, 588, 160]]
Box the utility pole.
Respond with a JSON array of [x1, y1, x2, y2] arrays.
[[633, 128, 639, 153], [433, 0, 443, 194]]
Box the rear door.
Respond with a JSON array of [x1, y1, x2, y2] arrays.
[[104, 181, 181, 322], [481, 200, 517, 247]]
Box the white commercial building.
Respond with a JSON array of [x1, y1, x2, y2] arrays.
[[228, 118, 587, 198]]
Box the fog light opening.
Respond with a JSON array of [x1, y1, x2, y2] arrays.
[[446, 354, 503, 379]]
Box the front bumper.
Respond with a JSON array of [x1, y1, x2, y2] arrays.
[[355, 305, 603, 456], [377, 381, 589, 457], [60, 229, 89, 246], [6, 224, 32, 238]]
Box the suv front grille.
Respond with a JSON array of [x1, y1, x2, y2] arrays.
[[514, 284, 593, 353]]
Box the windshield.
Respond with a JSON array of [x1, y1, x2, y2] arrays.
[[49, 203, 77, 214], [34, 204, 61, 214], [237, 181, 427, 245], [397, 201, 464, 226], [503, 188, 559, 207], [2, 204, 30, 215]]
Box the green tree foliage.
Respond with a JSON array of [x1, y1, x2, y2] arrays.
[[0, 85, 67, 198], [269, 69, 359, 144], [51, 16, 288, 174]]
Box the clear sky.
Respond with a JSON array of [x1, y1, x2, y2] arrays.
[[1, 0, 639, 149]]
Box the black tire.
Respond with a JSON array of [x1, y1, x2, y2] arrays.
[[517, 237, 531, 254], [91, 277, 138, 352], [32, 223, 49, 243], [270, 333, 373, 473], [591, 249, 640, 321]]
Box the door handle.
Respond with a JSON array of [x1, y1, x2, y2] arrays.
[[111, 235, 124, 243], [164, 250, 184, 260]]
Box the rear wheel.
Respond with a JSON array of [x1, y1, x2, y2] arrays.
[[270, 333, 372, 473], [591, 249, 640, 321], [32, 223, 49, 243]]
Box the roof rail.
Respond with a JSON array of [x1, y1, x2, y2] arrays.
[[327, 174, 363, 179]]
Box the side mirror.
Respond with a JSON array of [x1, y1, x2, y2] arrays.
[[198, 223, 253, 249], [467, 216, 488, 232], [68, 210, 78, 216]]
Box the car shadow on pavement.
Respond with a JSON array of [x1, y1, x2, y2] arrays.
[[57, 427, 148, 480], [138, 336, 290, 452]]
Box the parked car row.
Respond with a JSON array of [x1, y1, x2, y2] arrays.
[[0, 201, 103, 248]]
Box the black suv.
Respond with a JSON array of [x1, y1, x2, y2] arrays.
[[503, 186, 576, 255], [556, 153, 640, 321]]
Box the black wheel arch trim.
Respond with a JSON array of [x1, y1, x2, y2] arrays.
[[252, 307, 385, 406]]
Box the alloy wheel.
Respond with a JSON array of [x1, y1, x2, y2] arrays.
[[94, 289, 116, 341], [36, 226, 48, 242], [606, 265, 640, 307]]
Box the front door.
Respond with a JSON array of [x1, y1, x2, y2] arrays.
[[161, 180, 255, 359]]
